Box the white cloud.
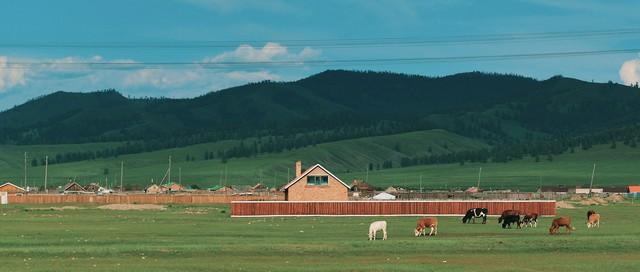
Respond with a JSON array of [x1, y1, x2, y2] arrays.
[[124, 69, 202, 87], [0, 56, 28, 92], [203, 42, 320, 64], [619, 59, 640, 86]]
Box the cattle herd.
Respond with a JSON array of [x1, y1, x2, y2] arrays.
[[367, 208, 601, 240]]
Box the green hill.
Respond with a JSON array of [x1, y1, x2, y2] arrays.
[[0, 129, 486, 189], [1, 129, 639, 192]]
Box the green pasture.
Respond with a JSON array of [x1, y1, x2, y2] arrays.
[[0, 203, 637, 271]]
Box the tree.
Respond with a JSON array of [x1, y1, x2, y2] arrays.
[[31, 158, 38, 167], [103, 168, 109, 175]]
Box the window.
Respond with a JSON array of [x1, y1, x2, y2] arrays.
[[307, 175, 329, 186]]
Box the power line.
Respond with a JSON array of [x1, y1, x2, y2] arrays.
[[2, 48, 639, 70], [0, 28, 639, 49]]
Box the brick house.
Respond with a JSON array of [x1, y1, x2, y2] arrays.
[[0, 182, 26, 194], [280, 161, 350, 201]]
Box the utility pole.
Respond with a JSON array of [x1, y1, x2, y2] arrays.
[[120, 161, 124, 193], [477, 167, 482, 190], [419, 174, 423, 193], [168, 156, 172, 184], [365, 167, 369, 184], [589, 163, 596, 196], [179, 167, 182, 184], [44, 156, 48, 193], [23, 152, 27, 190]]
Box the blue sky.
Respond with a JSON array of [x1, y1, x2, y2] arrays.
[[0, 0, 639, 110]]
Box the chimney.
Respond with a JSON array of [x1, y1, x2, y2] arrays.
[[295, 161, 302, 177]]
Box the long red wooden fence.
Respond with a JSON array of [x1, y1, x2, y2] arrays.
[[231, 200, 556, 217], [8, 193, 283, 204]]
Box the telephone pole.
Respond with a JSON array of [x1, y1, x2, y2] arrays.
[[23, 152, 27, 190], [120, 161, 124, 193], [168, 156, 172, 184], [477, 167, 482, 189], [44, 156, 48, 193], [589, 163, 596, 196]]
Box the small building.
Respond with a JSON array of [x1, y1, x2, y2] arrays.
[[145, 184, 168, 194], [628, 185, 640, 193], [84, 183, 103, 193], [215, 186, 236, 194], [372, 192, 396, 200], [351, 180, 374, 198], [0, 182, 26, 194], [163, 183, 184, 192], [280, 161, 351, 201], [539, 185, 569, 193], [569, 187, 604, 194], [602, 186, 628, 193], [63, 182, 86, 194], [385, 187, 400, 194], [465, 186, 480, 193], [251, 183, 267, 192]]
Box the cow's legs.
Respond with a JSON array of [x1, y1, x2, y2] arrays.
[[382, 229, 387, 240]]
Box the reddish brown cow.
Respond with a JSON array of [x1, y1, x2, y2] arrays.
[[587, 213, 600, 228], [549, 216, 576, 235], [415, 217, 438, 237]]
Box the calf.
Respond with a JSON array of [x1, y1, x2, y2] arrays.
[[522, 213, 539, 228], [415, 217, 438, 237], [462, 208, 488, 224], [498, 210, 522, 229], [368, 221, 387, 240], [549, 216, 576, 235], [587, 213, 600, 228]]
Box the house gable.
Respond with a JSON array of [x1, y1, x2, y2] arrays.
[[280, 164, 350, 191]]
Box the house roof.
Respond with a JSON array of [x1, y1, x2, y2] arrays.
[[280, 164, 351, 191], [64, 182, 85, 192], [372, 192, 396, 200], [0, 182, 26, 192], [629, 185, 640, 193]]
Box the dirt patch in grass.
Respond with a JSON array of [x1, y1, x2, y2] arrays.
[[26, 206, 85, 211], [556, 201, 576, 209], [97, 204, 166, 211]]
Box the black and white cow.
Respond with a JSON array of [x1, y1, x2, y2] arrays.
[[462, 208, 488, 224]]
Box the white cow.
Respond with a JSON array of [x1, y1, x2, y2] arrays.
[[368, 220, 387, 240]]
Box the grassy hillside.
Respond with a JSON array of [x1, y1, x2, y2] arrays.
[[1, 129, 639, 191], [343, 143, 640, 191], [0, 129, 486, 189]]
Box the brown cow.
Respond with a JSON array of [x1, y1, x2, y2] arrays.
[[415, 217, 438, 237], [587, 210, 596, 221], [587, 213, 600, 228], [549, 216, 576, 235]]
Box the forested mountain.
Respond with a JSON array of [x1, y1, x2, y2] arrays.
[[1, 70, 640, 149]]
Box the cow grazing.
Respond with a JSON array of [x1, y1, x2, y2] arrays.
[[462, 208, 488, 224], [587, 210, 596, 221], [415, 217, 438, 237], [368, 221, 387, 240], [587, 213, 600, 228], [549, 216, 576, 235], [498, 210, 522, 229], [522, 213, 539, 228]]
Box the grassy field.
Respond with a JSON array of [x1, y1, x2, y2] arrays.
[[1, 129, 640, 191], [0, 203, 638, 271]]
